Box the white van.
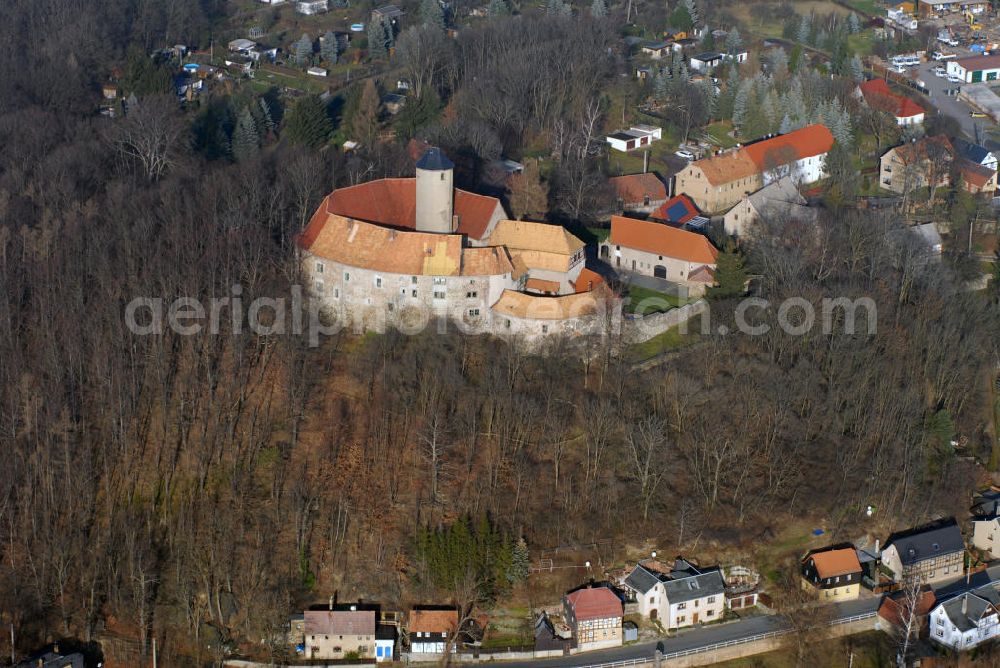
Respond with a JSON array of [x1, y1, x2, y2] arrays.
[[933, 51, 957, 61]]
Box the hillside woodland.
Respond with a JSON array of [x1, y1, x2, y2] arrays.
[[0, 0, 999, 666]]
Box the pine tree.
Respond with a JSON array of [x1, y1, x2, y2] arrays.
[[779, 113, 793, 134], [850, 54, 865, 82], [256, 97, 276, 137], [732, 79, 752, 131], [294, 33, 313, 66], [283, 95, 333, 148], [321, 31, 339, 64], [488, 0, 510, 15], [546, 0, 570, 15], [848, 12, 861, 34], [683, 0, 700, 26], [701, 73, 716, 119], [231, 106, 259, 162], [509, 538, 530, 585], [591, 0, 607, 17], [368, 18, 388, 60], [653, 70, 669, 102], [725, 27, 743, 55], [421, 0, 446, 28], [833, 107, 853, 146], [707, 242, 747, 299], [797, 14, 811, 44]]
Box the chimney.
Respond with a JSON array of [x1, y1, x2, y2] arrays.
[[963, 594, 968, 617]]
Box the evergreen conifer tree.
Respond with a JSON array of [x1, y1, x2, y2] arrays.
[[231, 107, 259, 161]]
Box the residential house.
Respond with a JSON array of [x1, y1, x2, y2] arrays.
[[303, 609, 377, 660], [971, 489, 1000, 559], [878, 135, 954, 194], [881, 518, 965, 585], [373, 4, 405, 20], [228, 38, 257, 53], [929, 584, 1000, 650], [958, 159, 998, 194], [15, 646, 84, 668], [858, 79, 925, 125], [602, 215, 718, 296], [955, 138, 998, 171], [689, 50, 748, 72], [878, 585, 936, 644], [675, 124, 833, 212], [409, 608, 458, 654], [375, 624, 396, 662], [919, 0, 987, 18], [623, 562, 671, 620], [722, 175, 814, 237], [641, 41, 673, 59], [662, 558, 727, 629], [650, 194, 706, 227], [608, 173, 668, 213], [296, 0, 329, 14], [800, 546, 864, 601], [563, 585, 623, 651], [102, 83, 119, 100], [605, 125, 662, 152]]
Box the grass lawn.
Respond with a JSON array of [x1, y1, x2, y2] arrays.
[[585, 226, 610, 243], [840, 0, 882, 16], [626, 324, 697, 362], [705, 120, 738, 149], [625, 285, 687, 315], [847, 29, 876, 56]]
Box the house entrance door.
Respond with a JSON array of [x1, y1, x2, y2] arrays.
[[653, 265, 666, 278], [650, 609, 658, 621], [692, 612, 699, 624]]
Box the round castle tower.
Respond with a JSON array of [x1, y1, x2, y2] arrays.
[[415, 147, 455, 234]]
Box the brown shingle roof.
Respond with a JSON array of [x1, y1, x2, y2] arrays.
[[954, 54, 1000, 71], [806, 548, 862, 579], [489, 220, 585, 273], [525, 277, 561, 293], [304, 610, 376, 636], [565, 587, 623, 621], [572, 267, 605, 293], [608, 215, 718, 264], [300, 211, 463, 276], [410, 609, 458, 634], [462, 246, 514, 276], [609, 173, 667, 204], [491, 289, 606, 321], [691, 150, 760, 186], [959, 158, 996, 188], [878, 586, 936, 627]]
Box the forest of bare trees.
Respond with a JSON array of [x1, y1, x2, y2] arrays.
[[0, 1, 998, 666]]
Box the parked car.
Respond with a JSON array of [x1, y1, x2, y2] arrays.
[[948, 75, 964, 84], [674, 149, 695, 160], [933, 66, 947, 77]]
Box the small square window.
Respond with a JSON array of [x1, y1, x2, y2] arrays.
[[411, 289, 418, 298], [411, 276, 418, 284], [375, 276, 382, 288], [315, 261, 324, 273], [344, 272, 351, 282]]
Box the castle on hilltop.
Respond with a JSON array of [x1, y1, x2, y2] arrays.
[[297, 148, 614, 341]]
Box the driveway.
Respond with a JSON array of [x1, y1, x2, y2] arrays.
[[464, 598, 879, 668], [913, 60, 995, 144]]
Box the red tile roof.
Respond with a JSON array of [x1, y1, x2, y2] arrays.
[[860, 79, 925, 119], [573, 267, 605, 293], [954, 54, 1000, 71], [608, 215, 718, 264], [565, 587, 622, 621], [651, 194, 700, 224], [321, 178, 503, 241], [959, 159, 996, 188], [805, 548, 862, 579], [410, 609, 459, 634], [743, 124, 835, 171], [878, 586, 936, 627], [609, 173, 667, 204]]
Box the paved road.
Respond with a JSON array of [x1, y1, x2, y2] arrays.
[[468, 598, 880, 668], [913, 61, 994, 143]]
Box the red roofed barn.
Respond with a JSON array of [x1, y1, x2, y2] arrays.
[[563, 586, 623, 651], [608, 173, 668, 213], [602, 215, 718, 296]]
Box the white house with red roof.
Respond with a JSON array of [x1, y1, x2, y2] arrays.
[[858, 79, 925, 126], [562, 586, 623, 651]]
